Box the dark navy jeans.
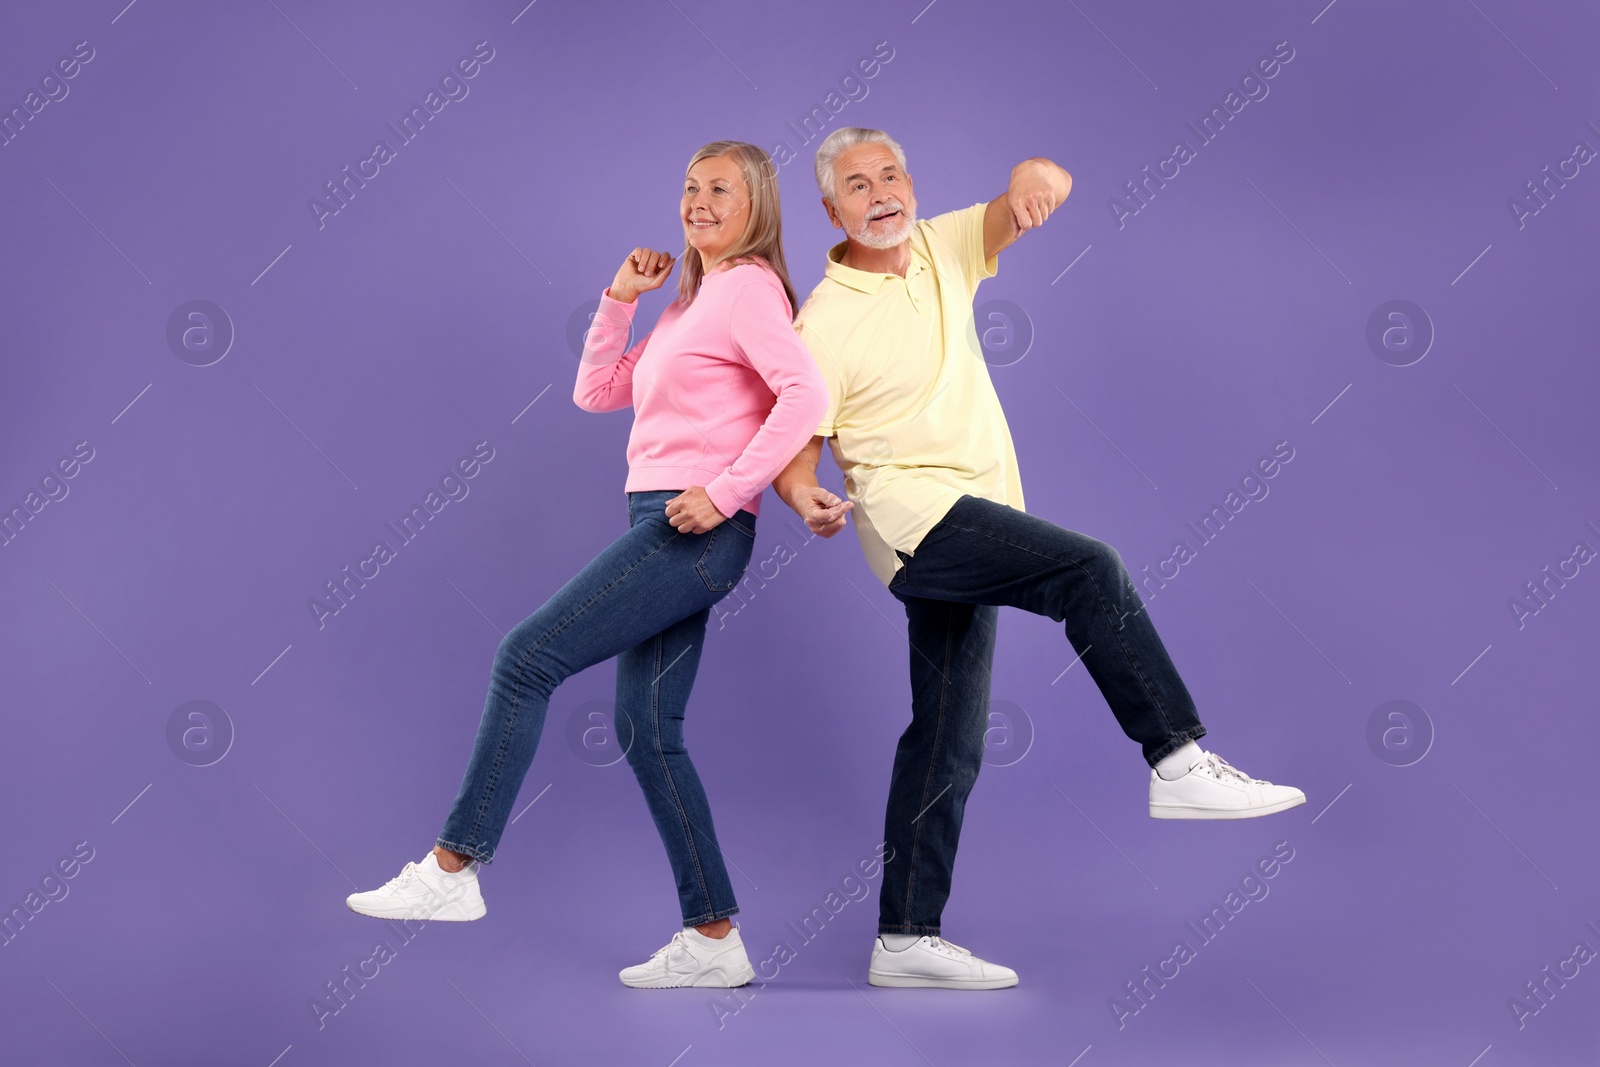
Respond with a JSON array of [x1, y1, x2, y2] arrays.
[[438, 490, 755, 927], [878, 494, 1207, 936]]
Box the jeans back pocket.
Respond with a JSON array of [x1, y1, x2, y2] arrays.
[[696, 515, 756, 594]]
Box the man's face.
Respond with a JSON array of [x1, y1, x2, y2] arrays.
[[823, 143, 917, 250]]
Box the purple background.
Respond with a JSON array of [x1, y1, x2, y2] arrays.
[[3, 1, 1597, 1064]]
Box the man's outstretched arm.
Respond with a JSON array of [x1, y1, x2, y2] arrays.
[[983, 158, 1072, 260], [774, 435, 853, 538]]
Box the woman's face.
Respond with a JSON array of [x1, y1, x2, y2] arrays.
[[682, 155, 751, 269]]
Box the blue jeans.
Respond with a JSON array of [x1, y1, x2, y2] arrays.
[[878, 495, 1207, 935], [437, 489, 756, 927]]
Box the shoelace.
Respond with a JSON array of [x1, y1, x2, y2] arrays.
[[646, 931, 692, 962], [927, 937, 972, 958], [378, 861, 462, 903], [1199, 752, 1268, 785], [380, 861, 420, 894]]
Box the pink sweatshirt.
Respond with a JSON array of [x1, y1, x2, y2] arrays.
[[573, 260, 828, 518]]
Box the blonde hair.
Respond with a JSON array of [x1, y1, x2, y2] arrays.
[[676, 141, 799, 317]]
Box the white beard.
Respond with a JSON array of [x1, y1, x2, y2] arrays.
[[850, 202, 916, 249]]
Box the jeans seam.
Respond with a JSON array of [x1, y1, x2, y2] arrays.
[[434, 838, 491, 865], [648, 627, 717, 922], [464, 525, 680, 844], [940, 518, 1178, 736], [900, 601, 955, 935], [1147, 726, 1208, 767], [684, 905, 741, 927]]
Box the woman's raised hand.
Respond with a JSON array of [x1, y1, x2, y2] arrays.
[[610, 247, 676, 304]]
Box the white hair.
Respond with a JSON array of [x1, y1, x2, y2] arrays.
[[814, 127, 908, 202]]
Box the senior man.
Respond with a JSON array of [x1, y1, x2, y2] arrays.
[[774, 127, 1306, 989]]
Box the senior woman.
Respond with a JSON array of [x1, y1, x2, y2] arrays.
[[346, 141, 827, 989]]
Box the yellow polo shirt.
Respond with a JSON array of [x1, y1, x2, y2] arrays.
[[794, 202, 1026, 586]]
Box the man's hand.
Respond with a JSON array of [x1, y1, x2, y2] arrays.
[[774, 435, 853, 538], [664, 487, 726, 534], [1007, 159, 1063, 234], [795, 485, 853, 538], [984, 158, 1072, 259]]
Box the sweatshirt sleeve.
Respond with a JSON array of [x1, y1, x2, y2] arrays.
[[573, 287, 650, 412], [702, 274, 831, 518]]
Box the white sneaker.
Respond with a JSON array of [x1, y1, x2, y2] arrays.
[[867, 936, 1019, 989], [1149, 750, 1306, 819], [619, 924, 756, 988], [346, 851, 486, 921]]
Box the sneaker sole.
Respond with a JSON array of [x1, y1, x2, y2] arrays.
[[345, 898, 486, 921], [1149, 794, 1307, 820], [620, 964, 756, 989], [867, 970, 1018, 990]]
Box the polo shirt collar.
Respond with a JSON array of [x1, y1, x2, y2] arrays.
[[823, 237, 928, 294]]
